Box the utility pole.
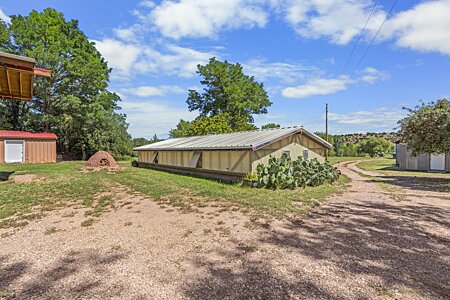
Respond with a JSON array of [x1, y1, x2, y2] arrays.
[[325, 103, 329, 161]]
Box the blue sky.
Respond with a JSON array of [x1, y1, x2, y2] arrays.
[[2, 0, 450, 138]]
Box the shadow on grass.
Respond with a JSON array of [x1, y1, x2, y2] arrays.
[[0, 249, 126, 298], [0, 172, 14, 182], [183, 200, 450, 299], [133, 165, 239, 186], [374, 175, 450, 193]]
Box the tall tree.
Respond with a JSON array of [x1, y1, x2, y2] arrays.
[[170, 113, 257, 138], [170, 119, 193, 138], [398, 99, 450, 154], [0, 8, 132, 159], [186, 57, 271, 130], [0, 20, 11, 50]]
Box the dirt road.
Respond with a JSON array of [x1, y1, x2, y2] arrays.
[[1, 162, 449, 299]]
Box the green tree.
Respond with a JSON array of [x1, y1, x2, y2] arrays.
[[0, 20, 11, 51], [132, 134, 161, 148], [188, 114, 237, 136], [170, 119, 193, 138], [132, 138, 150, 148], [340, 143, 358, 157], [170, 113, 257, 138], [332, 135, 343, 157], [398, 99, 450, 154], [261, 123, 280, 129], [186, 57, 271, 130], [314, 132, 336, 156], [357, 137, 394, 157], [0, 9, 132, 159]]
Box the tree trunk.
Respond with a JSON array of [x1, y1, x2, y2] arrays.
[[11, 102, 20, 130], [81, 146, 86, 161]]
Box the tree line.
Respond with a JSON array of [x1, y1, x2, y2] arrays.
[[315, 133, 395, 157]]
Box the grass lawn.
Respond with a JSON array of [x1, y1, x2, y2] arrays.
[[357, 158, 450, 194], [328, 156, 376, 165], [0, 162, 350, 225], [358, 158, 450, 177]]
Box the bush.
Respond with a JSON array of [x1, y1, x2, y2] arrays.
[[243, 172, 258, 181], [113, 155, 134, 161], [256, 154, 340, 190]]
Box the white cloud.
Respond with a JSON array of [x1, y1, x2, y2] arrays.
[[121, 100, 196, 138], [282, 67, 389, 99], [113, 27, 139, 42], [360, 67, 390, 84], [92, 39, 141, 75], [139, 0, 156, 8], [243, 59, 317, 83], [123, 85, 185, 97], [0, 8, 10, 23], [150, 0, 268, 39], [273, 0, 386, 44], [282, 76, 352, 98], [328, 108, 405, 130], [383, 0, 450, 56], [136, 44, 216, 78], [272, 0, 450, 56], [93, 38, 216, 79]]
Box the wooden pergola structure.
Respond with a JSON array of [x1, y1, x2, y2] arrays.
[[0, 51, 50, 102]]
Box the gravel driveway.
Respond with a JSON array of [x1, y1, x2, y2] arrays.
[[1, 162, 449, 299]]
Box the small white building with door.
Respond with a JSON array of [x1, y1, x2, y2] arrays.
[[396, 143, 450, 173]]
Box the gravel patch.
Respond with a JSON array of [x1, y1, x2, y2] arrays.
[[0, 163, 449, 299]]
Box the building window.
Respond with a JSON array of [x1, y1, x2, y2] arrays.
[[303, 149, 309, 160], [189, 151, 202, 168], [283, 150, 291, 159], [196, 153, 203, 168], [150, 151, 159, 164]]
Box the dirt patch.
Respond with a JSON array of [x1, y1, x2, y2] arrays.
[[11, 174, 39, 184], [0, 163, 449, 299]]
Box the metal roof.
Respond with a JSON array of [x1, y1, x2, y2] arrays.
[[0, 130, 57, 140], [134, 127, 332, 151]]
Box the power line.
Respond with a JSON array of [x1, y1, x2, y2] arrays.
[[352, 0, 399, 76], [340, 1, 379, 75]]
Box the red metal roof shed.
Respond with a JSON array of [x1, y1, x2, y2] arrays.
[[0, 130, 57, 163], [0, 130, 57, 140]]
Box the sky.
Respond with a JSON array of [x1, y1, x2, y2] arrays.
[[1, 0, 450, 139]]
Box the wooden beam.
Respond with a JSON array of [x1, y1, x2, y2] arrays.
[[19, 72, 23, 95], [33, 68, 51, 77], [6, 69, 11, 93], [30, 74, 34, 99], [2, 65, 34, 74], [0, 93, 32, 101]]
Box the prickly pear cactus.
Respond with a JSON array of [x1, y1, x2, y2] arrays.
[[256, 153, 340, 190]]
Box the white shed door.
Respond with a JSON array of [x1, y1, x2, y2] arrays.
[[430, 154, 445, 171], [5, 141, 24, 163]]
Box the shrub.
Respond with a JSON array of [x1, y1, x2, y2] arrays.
[[243, 172, 258, 181], [256, 154, 340, 190]]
